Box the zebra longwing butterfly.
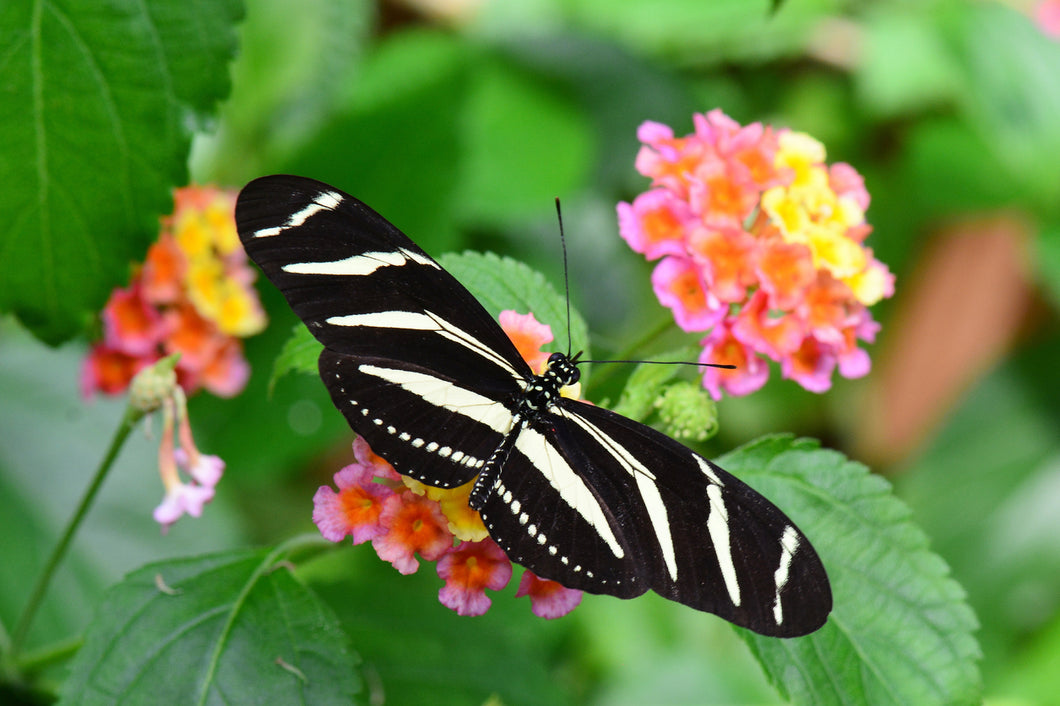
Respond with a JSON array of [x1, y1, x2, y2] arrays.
[[236, 175, 832, 637]]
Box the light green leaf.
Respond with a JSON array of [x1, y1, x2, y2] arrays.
[[0, 0, 242, 344], [60, 547, 362, 706], [722, 437, 982, 706]]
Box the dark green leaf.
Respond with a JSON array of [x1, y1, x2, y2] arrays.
[[723, 436, 982, 705], [0, 0, 242, 344], [60, 548, 361, 706]]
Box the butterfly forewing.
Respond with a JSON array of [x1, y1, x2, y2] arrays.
[[236, 174, 832, 637], [236, 175, 532, 392]]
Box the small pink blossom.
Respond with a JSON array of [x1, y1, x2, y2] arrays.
[[499, 310, 554, 374], [102, 284, 167, 356], [699, 322, 770, 400], [146, 376, 224, 533], [352, 435, 402, 482], [515, 571, 583, 619], [313, 463, 394, 544], [372, 491, 453, 575], [781, 337, 837, 393], [437, 540, 513, 616], [153, 481, 215, 531], [617, 189, 694, 260], [651, 256, 726, 332]]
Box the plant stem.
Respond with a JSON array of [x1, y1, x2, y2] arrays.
[[8, 405, 144, 660]]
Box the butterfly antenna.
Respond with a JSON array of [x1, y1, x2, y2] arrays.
[[555, 197, 574, 358], [579, 358, 735, 370]]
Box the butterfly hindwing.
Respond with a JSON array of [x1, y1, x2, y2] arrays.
[[319, 350, 520, 490], [541, 400, 831, 637]]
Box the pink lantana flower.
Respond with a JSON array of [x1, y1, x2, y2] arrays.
[[371, 491, 454, 575], [437, 541, 513, 616], [618, 109, 895, 397], [651, 257, 726, 332], [698, 320, 770, 399], [515, 571, 584, 619], [101, 283, 167, 356], [313, 463, 395, 544], [499, 310, 554, 374], [311, 310, 582, 618]]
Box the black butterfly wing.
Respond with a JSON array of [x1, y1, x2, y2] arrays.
[[480, 398, 832, 637], [237, 175, 533, 487], [238, 174, 832, 636]]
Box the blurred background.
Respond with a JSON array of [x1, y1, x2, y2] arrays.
[[2, 0, 1059, 703]]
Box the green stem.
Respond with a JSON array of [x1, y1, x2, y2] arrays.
[[8, 405, 145, 660]]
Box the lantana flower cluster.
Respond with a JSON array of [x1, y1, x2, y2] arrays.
[[82, 186, 266, 399], [313, 311, 583, 619], [618, 110, 894, 398]]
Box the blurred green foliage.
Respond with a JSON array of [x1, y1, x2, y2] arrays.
[[2, 0, 1059, 703]]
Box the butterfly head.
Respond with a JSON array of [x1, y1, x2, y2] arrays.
[[546, 351, 581, 388]]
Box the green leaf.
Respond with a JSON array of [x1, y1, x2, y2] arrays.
[[270, 324, 324, 390], [60, 547, 362, 706], [720, 437, 982, 705], [303, 549, 579, 706], [0, 0, 242, 344]]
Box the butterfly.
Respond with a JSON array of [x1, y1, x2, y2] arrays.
[[236, 175, 831, 637]]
